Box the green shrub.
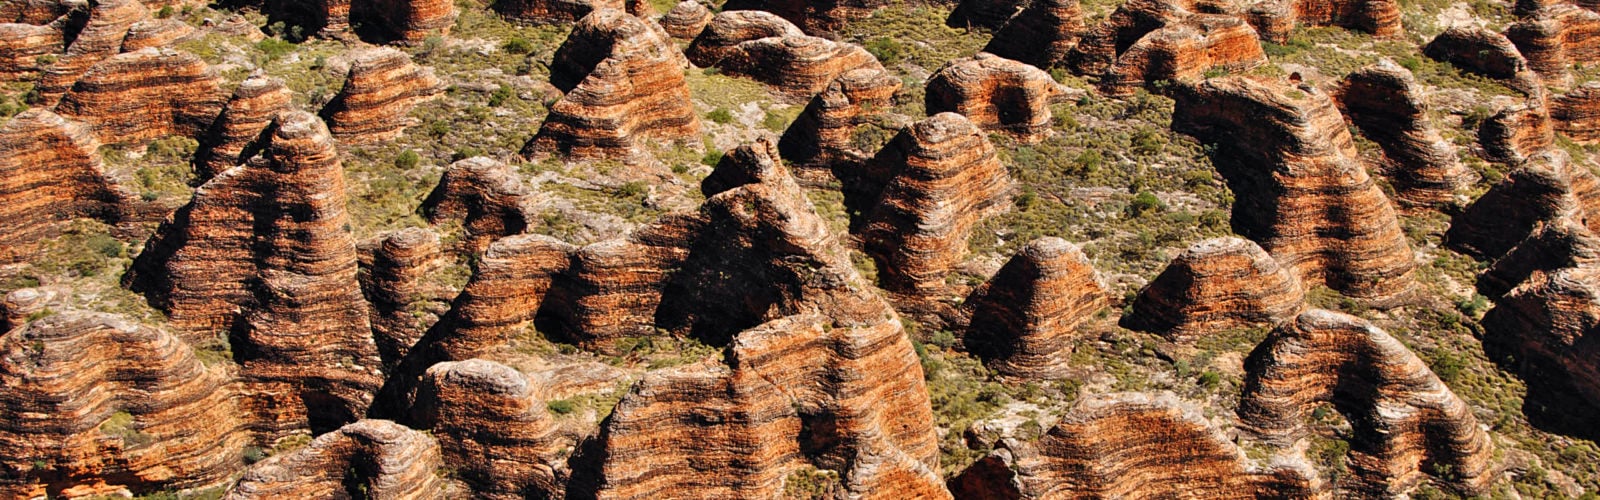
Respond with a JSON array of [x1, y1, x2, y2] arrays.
[[547, 399, 577, 415], [701, 148, 724, 166], [393, 149, 421, 169], [864, 37, 906, 66], [488, 84, 514, 107], [706, 107, 735, 124], [502, 37, 535, 54], [1128, 191, 1162, 217], [155, 5, 175, 18]]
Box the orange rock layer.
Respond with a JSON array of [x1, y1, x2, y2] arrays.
[[963, 237, 1109, 378], [55, 47, 226, 146], [0, 109, 139, 265], [686, 10, 885, 99], [983, 0, 1085, 70], [421, 157, 537, 253], [1335, 60, 1472, 206], [1123, 237, 1305, 342], [194, 74, 293, 179], [1506, 4, 1600, 87], [319, 47, 442, 144], [1553, 82, 1600, 143], [1447, 150, 1600, 259], [925, 53, 1070, 143], [225, 420, 451, 499], [1246, 0, 1402, 43]]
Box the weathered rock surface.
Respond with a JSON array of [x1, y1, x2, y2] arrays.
[[416, 233, 575, 362], [55, 47, 226, 146], [778, 67, 901, 173], [925, 53, 1070, 143], [0, 109, 139, 265], [35, 0, 148, 105], [858, 112, 1013, 303], [0, 311, 250, 499], [194, 74, 293, 179], [685, 10, 885, 98], [983, 0, 1086, 70], [947, 0, 1028, 29], [1096, 13, 1268, 96], [1123, 237, 1305, 343], [421, 156, 537, 253], [1335, 60, 1472, 206], [1245, 0, 1402, 43], [410, 359, 568, 499], [1066, 0, 1198, 79], [948, 392, 1317, 499], [319, 46, 442, 144], [1553, 81, 1600, 143], [356, 0, 456, 43], [225, 419, 451, 499], [962, 237, 1109, 378], [1171, 77, 1417, 306], [720, 0, 889, 34], [126, 111, 381, 435], [362, 227, 451, 371], [1480, 98, 1556, 164], [539, 216, 699, 352], [524, 9, 700, 160], [1479, 215, 1600, 299], [1506, 3, 1600, 87], [119, 17, 195, 51], [1423, 26, 1542, 95], [493, 0, 625, 24], [1481, 259, 1600, 435], [1447, 150, 1600, 259], [1238, 309, 1497, 496], [661, 0, 712, 39], [0, 21, 64, 81]]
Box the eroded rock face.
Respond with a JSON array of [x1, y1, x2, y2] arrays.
[[356, 0, 456, 43], [685, 10, 885, 98], [120, 17, 195, 51], [777, 67, 901, 173], [1481, 261, 1600, 434], [0, 312, 250, 499], [194, 74, 293, 179], [0, 109, 137, 265], [1479, 215, 1600, 299], [415, 234, 575, 362], [662, 0, 712, 39], [1506, 4, 1600, 87], [858, 112, 1014, 303], [493, 0, 625, 24], [1245, 0, 1402, 43], [1335, 60, 1472, 207], [421, 157, 537, 254], [925, 53, 1070, 143], [963, 237, 1109, 379], [410, 359, 568, 499], [1447, 150, 1600, 260], [35, 0, 148, 105], [225, 419, 451, 499], [1171, 77, 1417, 306], [1423, 26, 1541, 95], [983, 0, 1086, 70], [1238, 309, 1497, 496], [1480, 99, 1556, 164], [539, 216, 700, 352], [948, 392, 1317, 499], [363, 227, 451, 371], [126, 111, 381, 435], [1066, 0, 1198, 80], [1123, 237, 1305, 343], [1096, 13, 1267, 96], [55, 47, 226, 146], [319, 47, 442, 144], [947, 0, 1028, 29], [1553, 82, 1600, 143], [0, 22, 64, 81], [720, 0, 888, 34], [524, 9, 700, 160]]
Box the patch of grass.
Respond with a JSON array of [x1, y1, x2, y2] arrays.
[[706, 107, 735, 124]]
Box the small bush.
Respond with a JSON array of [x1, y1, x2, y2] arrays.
[[394, 149, 421, 169], [701, 148, 724, 166], [547, 399, 577, 415], [155, 5, 175, 18], [502, 37, 535, 54], [488, 84, 514, 107], [706, 108, 735, 124], [864, 37, 906, 66], [256, 38, 296, 63], [1128, 191, 1162, 217]]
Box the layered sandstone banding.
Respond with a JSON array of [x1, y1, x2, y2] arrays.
[[0, 21, 64, 81], [0, 312, 249, 499], [685, 10, 885, 98], [1096, 13, 1268, 97], [34, 0, 148, 104], [1480, 99, 1555, 164], [523, 9, 700, 160], [1505, 4, 1600, 87], [719, 0, 889, 34], [225, 419, 451, 499], [962, 237, 1109, 378], [1553, 82, 1600, 143], [924, 53, 1071, 143], [947, 0, 1028, 29], [1447, 150, 1600, 259], [539, 216, 699, 351], [410, 359, 567, 499], [194, 74, 293, 179], [777, 67, 900, 173], [1066, 0, 1198, 79], [319, 47, 443, 143], [1238, 309, 1497, 496], [493, 0, 625, 24], [1423, 27, 1541, 95], [363, 227, 451, 370], [983, 0, 1086, 70], [1481, 263, 1600, 432], [1170, 77, 1417, 306], [120, 17, 195, 51], [355, 0, 456, 43], [55, 47, 226, 146], [858, 112, 1013, 301], [0, 109, 137, 265], [1478, 215, 1600, 299], [420, 156, 537, 253], [948, 392, 1316, 499], [662, 0, 712, 39], [1122, 237, 1305, 342], [126, 111, 381, 435], [415, 234, 574, 362], [1335, 60, 1472, 206], [1245, 0, 1402, 43]]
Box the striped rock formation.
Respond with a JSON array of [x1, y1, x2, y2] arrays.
[[0, 311, 250, 499], [1170, 77, 1417, 307], [983, 0, 1086, 70], [409, 359, 569, 499], [1506, 3, 1600, 87], [355, 0, 456, 43], [362, 227, 452, 371], [0, 21, 64, 81], [119, 17, 195, 51], [193, 74, 293, 179], [925, 53, 1071, 143], [225, 419, 452, 499], [685, 10, 885, 98], [1095, 13, 1268, 97], [1447, 150, 1600, 260], [524, 9, 700, 160], [777, 67, 901, 173], [1335, 60, 1472, 207], [963, 237, 1109, 378], [34, 0, 148, 104], [1245, 0, 1402, 43], [719, 0, 890, 34], [1423, 26, 1542, 95], [1066, 0, 1214, 78], [319, 47, 442, 144], [537, 215, 700, 353], [1481, 258, 1600, 436], [409, 233, 575, 364], [662, 0, 712, 39], [1553, 82, 1600, 143], [493, 0, 627, 24], [1238, 309, 1498, 496], [1478, 215, 1600, 299], [1122, 237, 1305, 343], [0, 109, 139, 265], [54, 47, 226, 146], [948, 392, 1318, 499], [420, 157, 537, 254], [1479, 98, 1555, 164]]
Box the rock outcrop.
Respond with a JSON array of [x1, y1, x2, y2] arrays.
[[0, 311, 249, 499], [685, 10, 885, 98], [493, 0, 625, 24], [720, 0, 889, 34], [1096, 13, 1268, 96], [947, 0, 1028, 29], [55, 47, 226, 146], [539, 216, 699, 352], [778, 67, 901, 173], [1505, 4, 1600, 87], [1447, 150, 1600, 259], [1481, 260, 1600, 434], [962, 237, 1109, 379], [924, 53, 1070, 143], [0, 109, 137, 265], [1478, 215, 1600, 299], [415, 233, 575, 362], [363, 227, 452, 371], [120, 17, 196, 51], [1423, 27, 1541, 95], [662, 0, 712, 39], [982, 0, 1086, 70], [1066, 0, 1199, 80], [523, 9, 700, 160], [34, 0, 148, 104], [858, 112, 1013, 303], [1479, 99, 1555, 164], [948, 392, 1316, 499], [1170, 77, 1417, 306], [1238, 309, 1497, 496], [319, 47, 442, 144], [420, 157, 537, 254], [355, 0, 456, 43], [0, 21, 64, 82], [410, 359, 568, 499], [225, 419, 451, 499], [1122, 237, 1305, 343], [1553, 82, 1600, 143], [1335, 60, 1471, 207], [1245, 0, 1402, 43], [194, 74, 293, 179], [126, 111, 381, 435]]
